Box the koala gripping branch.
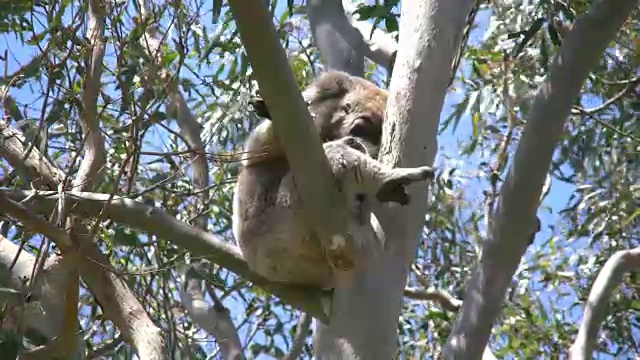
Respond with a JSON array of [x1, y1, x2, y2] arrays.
[[228, 0, 357, 270]]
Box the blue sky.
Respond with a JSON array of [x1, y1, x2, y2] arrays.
[[1, 0, 629, 358]]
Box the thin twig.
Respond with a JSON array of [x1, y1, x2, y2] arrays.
[[282, 312, 311, 360], [404, 287, 463, 312]]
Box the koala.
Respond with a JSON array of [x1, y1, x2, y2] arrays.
[[232, 71, 434, 288]]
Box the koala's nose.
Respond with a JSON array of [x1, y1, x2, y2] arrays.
[[355, 193, 366, 203]]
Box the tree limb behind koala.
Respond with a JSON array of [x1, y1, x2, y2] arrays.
[[228, 0, 358, 270], [0, 189, 332, 321]]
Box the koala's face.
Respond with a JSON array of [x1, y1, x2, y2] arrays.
[[322, 87, 386, 158], [303, 72, 388, 158]]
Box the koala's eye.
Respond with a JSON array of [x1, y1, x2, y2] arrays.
[[341, 103, 352, 114], [350, 123, 368, 137], [349, 116, 372, 137]]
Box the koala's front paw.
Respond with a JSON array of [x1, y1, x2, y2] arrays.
[[376, 166, 435, 205], [249, 96, 271, 119]]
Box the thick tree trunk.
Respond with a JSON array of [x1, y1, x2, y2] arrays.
[[310, 0, 473, 358]]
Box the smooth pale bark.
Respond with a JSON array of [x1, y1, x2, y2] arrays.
[[312, 0, 473, 358], [443, 0, 639, 357], [569, 247, 640, 360], [341, 0, 398, 71], [307, 0, 364, 75], [180, 273, 244, 360]]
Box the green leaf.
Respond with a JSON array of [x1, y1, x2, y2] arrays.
[[622, 208, 640, 227], [385, 16, 398, 33], [113, 225, 140, 247], [471, 111, 480, 137], [162, 49, 179, 67], [513, 18, 545, 57], [287, 0, 295, 18], [547, 23, 562, 47], [26, 31, 46, 45]]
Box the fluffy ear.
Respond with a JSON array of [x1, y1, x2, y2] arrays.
[[302, 71, 354, 105]]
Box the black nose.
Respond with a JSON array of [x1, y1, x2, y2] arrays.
[[355, 193, 366, 203]]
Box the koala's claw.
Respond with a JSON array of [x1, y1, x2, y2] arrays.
[[249, 96, 271, 119], [376, 166, 435, 205]]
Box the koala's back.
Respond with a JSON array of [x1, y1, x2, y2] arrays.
[[232, 159, 334, 287]]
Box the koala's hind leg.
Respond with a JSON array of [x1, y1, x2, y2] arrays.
[[322, 137, 435, 207]]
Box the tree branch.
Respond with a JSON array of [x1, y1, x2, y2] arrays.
[[307, 0, 365, 75], [282, 313, 311, 360], [180, 270, 244, 360], [57, 1, 108, 355], [403, 287, 462, 312], [313, 0, 473, 357], [0, 193, 74, 251], [569, 247, 640, 360], [137, 0, 209, 229], [571, 77, 640, 115], [0, 120, 168, 359], [0, 239, 85, 356], [0, 113, 63, 190], [443, 0, 639, 357], [75, 0, 107, 191], [228, 0, 358, 271], [339, 0, 398, 71], [0, 95, 83, 357], [1, 188, 331, 321], [136, 2, 243, 355]]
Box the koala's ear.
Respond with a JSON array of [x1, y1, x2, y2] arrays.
[[302, 71, 354, 105]]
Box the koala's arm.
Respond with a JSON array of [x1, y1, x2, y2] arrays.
[[234, 71, 434, 287], [240, 119, 286, 167], [233, 137, 433, 287], [323, 137, 434, 206]]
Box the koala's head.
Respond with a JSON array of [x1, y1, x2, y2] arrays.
[[302, 71, 388, 158]]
